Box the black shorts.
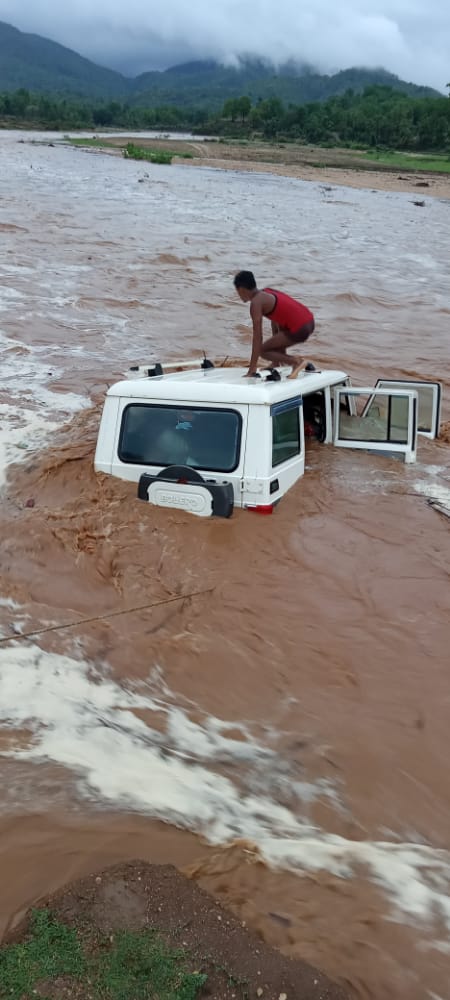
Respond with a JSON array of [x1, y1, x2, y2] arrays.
[[285, 318, 315, 344]]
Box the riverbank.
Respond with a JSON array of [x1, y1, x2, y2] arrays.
[[1, 860, 347, 1000], [64, 135, 450, 199]]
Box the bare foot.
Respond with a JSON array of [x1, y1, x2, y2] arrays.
[[287, 360, 306, 380]]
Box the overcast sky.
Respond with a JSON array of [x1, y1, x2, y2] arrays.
[[1, 0, 448, 91]]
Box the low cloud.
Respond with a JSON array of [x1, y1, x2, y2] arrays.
[[0, 0, 448, 90]]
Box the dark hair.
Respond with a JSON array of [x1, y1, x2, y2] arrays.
[[233, 270, 257, 291]]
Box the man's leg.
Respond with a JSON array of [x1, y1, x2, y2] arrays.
[[261, 330, 304, 370], [261, 322, 282, 369]]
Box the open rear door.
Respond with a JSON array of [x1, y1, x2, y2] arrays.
[[333, 386, 418, 463], [364, 379, 441, 439]]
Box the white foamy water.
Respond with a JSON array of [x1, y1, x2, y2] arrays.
[[414, 481, 450, 511], [1, 643, 450, 934], [0, 331, 87, 485]]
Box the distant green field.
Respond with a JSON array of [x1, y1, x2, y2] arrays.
[[65, 137, 117, 148], [124, 142, 174, 163], [364, 150, 450, 173]]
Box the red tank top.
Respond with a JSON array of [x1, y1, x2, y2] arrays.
[[263, 288, 313, 332]]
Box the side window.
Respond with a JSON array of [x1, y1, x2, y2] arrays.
[[272, 407, 301, 467], [338, 391, 410, 444], [118, 404, 242, 473], [333, 386, 418, 463]]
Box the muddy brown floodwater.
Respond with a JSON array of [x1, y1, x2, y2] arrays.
[[0, 129, 450, 1000]]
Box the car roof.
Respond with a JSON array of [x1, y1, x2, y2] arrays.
[[106, 366, 349, 405]]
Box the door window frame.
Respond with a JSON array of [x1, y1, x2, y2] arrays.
[[365, 379, 441, 439], [333, 386, 418, 463]]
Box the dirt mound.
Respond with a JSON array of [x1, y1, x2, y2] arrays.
[[5, 861, 347, 1000]]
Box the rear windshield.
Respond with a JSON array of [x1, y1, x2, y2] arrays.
[[118, 404, 242, 473]]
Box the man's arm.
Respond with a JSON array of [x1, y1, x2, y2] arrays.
[[247, 299, 263, 375]]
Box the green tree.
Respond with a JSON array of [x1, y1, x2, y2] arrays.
[[236, 95, 252, 120], [222, 97, 240, 121], [9, 87, 31, 116]]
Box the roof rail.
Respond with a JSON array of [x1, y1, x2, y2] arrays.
[[127, 357, 215, 379]]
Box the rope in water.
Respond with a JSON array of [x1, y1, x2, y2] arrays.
[[0, 587, 214, 645]]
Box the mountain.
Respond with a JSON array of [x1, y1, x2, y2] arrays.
[[131, 60, 441, 109], [0, 21, 442, 107], [0, 20, 126, 97]]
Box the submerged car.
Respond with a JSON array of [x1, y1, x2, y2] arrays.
[[94, 358, 441, 517]]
